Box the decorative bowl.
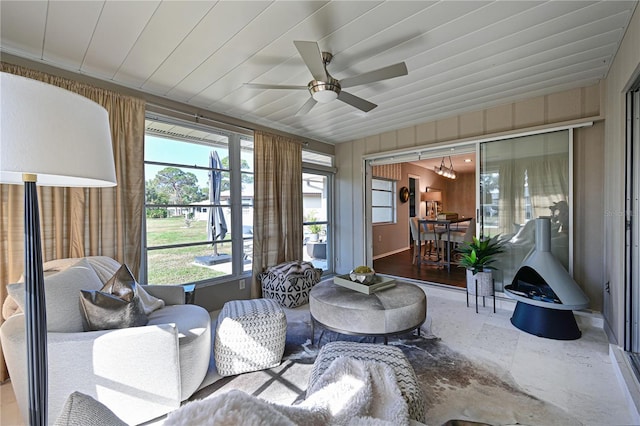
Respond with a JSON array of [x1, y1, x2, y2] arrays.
[[349, 269, 376, 284]]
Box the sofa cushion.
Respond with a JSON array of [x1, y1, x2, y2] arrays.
[[7, 258, 104, 332]]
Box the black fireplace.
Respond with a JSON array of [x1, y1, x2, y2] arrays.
[[504, 217, 589, 340]]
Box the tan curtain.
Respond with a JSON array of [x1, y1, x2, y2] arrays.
[[0, 63, 145, 381], [497, 159, 527, 235], [251, 131, 303, 298], [526, 154, 569, 219]]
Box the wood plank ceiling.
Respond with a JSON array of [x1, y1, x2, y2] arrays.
[[1, 1, 637, 144]]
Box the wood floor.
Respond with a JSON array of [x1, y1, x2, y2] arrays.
[[373, 246, 467, 289]]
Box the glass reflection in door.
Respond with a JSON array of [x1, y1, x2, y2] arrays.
[[479, 130, 571, 290]]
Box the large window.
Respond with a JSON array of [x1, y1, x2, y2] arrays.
[[143, 116, 253, 285], [372, 178, 396, 224]]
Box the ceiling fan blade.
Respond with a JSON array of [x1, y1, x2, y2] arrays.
[[243, 83, 307, 90], [294, 40, 328, 81], [295, 97, 317, 116], [337, 91, 377, 112], [340, 62, 408, 88]]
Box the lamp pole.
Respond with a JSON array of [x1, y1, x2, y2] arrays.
[[23, 174, 48, 426]]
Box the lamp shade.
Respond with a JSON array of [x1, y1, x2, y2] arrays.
[[420, 191, 442, 202], [0, 72, 116, 187]]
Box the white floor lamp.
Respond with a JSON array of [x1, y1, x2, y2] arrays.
[[0, 72, 116, 425]]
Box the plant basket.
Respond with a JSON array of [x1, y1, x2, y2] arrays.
[[466, 269, 494, 296]]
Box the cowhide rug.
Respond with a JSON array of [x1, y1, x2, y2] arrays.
[[190, 308, 581, 426]]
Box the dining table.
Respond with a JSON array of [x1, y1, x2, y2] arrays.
[[417, 217, 472, 272]]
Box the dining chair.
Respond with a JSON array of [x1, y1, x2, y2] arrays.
[[439, 218, 476, 263], [409, 217, 439, 264]]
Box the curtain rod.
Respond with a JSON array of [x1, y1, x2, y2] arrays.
[[146, 104, 310, 147], [146, 104, 254, 137], [1, 54, 326, 149]]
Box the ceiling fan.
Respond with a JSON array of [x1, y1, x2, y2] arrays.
[[244, 41, 408, 115]]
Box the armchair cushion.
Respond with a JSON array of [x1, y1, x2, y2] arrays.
[[7, 258, 104, 332]]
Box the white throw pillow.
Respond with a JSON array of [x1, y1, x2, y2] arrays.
[[137, 284, 165, 315], [7, 258, 104, 333]]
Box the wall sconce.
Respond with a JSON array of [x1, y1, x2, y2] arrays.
[[420, 189, 442, 217], [434, 156, 456, 179]]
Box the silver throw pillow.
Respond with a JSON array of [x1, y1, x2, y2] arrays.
[[80, 264, 148, 331]]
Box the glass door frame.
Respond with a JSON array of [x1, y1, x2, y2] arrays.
[[363, 143, 477, 268], [478, 128, 575, 292], [362, 123, 592, 280]]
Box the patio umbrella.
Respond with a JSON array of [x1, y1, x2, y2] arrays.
[[208, 150, 227, 256]]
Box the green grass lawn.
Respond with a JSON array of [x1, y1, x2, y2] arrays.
[[146, 216, 208, 246], [146, 217, 231, 285]]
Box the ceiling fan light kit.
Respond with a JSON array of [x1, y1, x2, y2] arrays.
[[244, 40, 408, 115], [309, 79, 340, 103]]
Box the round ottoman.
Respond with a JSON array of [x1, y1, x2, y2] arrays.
[[309, 279, 427, 343]]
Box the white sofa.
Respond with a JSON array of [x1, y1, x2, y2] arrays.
[[0, 256, 212, 425]]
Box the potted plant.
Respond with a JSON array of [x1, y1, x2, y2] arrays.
[[305, 211, 323, 241], [308, 223, 322, 241], [457, 235, 505, 296]]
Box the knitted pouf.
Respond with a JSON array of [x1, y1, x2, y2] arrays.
[[308, 341, 426, 423], [214, 298, 287, 376], [258, 261, 322, 308]]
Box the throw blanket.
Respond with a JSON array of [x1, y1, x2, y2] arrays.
[[303, 356, 409, 425], [164, 357, 409, 426]]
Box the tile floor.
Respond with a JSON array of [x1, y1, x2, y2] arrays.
[[419, 283, 639, 426], [1, 282, 638, 426]]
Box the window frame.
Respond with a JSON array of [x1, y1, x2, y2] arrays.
[[302, 152, 336, 275], [141, 114, 253, 286], [302, 168, 334, 274], [371, 177, 397, 225]]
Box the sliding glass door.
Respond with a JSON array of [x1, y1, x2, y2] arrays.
[[479, 130, 571, 290]]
